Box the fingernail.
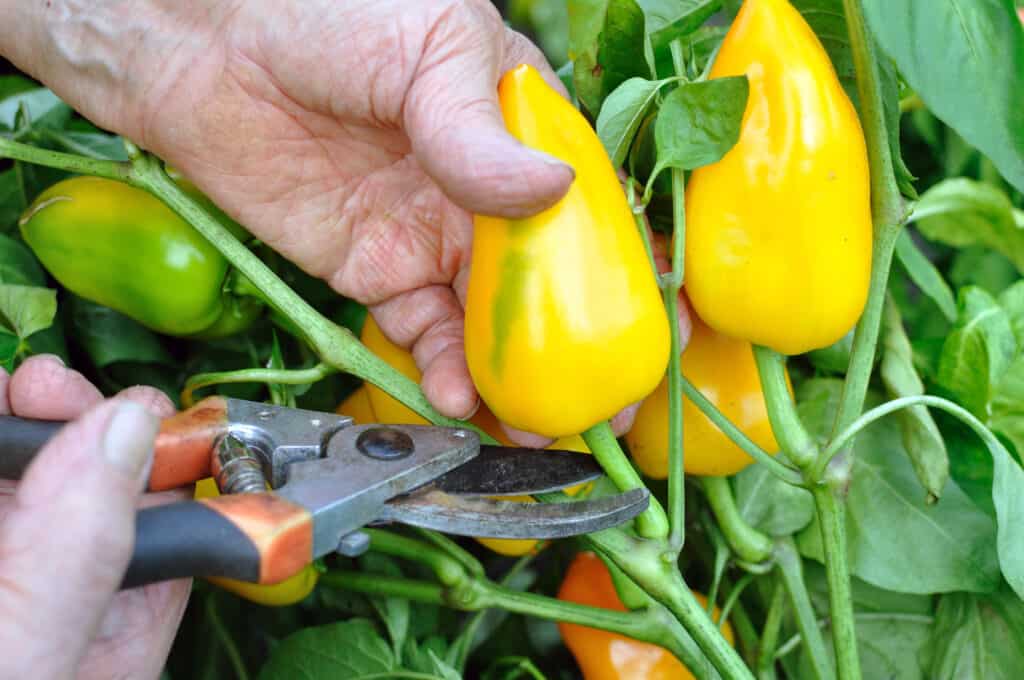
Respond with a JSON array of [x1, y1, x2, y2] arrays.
[[103, 401, 158, 480], [459, 398, 482, 421], [526, 147, 574, 174], [37, 353, 66, 368]]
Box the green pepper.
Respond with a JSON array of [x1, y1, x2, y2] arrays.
[[19, 176, 262, 338]]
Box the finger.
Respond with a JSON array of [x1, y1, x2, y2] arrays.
[[9, 354, 103, 419], [0, 400, 157, 679], [371, 286, 479, 419], [115, 385, 177, 418], [404, 2, 573, 219], [500, 423, 555, 449], [501, 28, 570, 99], [610, 402, 642, 437], [0, 367, 9, 414]]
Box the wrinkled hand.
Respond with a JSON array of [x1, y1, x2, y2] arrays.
[[0, 355, 190, 679]]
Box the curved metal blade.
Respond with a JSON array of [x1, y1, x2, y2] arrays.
[[378, 487, 649, 538], [431, 445, 602, 496]]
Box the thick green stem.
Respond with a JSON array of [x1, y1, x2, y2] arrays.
[[181, 364, 336, 407], [582, 421, 668, 539], [409, 528, 485, 578], [775, 539, 834, 680], [362, 529, 466, 587], [813, 487, 860, 680], [701, 477, 772, 563], [757, 581, 785, 680], [0, 136, 131, 180], [752, 347, 817, 470], [681, 377, 803, 485]]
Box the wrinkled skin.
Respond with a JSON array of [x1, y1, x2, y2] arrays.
[[0, 355, 190, 679]]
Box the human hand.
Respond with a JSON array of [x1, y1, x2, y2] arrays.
[[0, 355, 191, 680]]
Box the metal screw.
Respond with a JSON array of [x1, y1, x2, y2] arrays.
[[214, 435, 267, 494], [336, 531, 370, 557], [356, 427, 415, 460]]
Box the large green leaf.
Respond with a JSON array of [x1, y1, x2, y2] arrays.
[[652, 76, 747, 175], [924, 586, 1024, 679], [0, 88, 71, 130], [894, 230, 956, 323], [595, 77, 672, 167], [0, 233, 45, 286], [863, 0, 1024, 193], [66, 296, 172, 368], [936, 287, 1017, 420], [259, 619, 395, 679], [796, 380, 999, 594], [913, 179, 1024, 275], [733, 458, 814, 536], [568, 0, 650, 116]]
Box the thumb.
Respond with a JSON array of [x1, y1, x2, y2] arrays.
[[0, 400, 157, 678], [403, 13, 573, 218]]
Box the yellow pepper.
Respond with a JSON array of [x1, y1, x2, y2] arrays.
[[358, 313, 589, 556], [626, 308, 787, 477], [684, 0, 872, 355], [193, 478, 319, 605], [465, 64, 670, 438]]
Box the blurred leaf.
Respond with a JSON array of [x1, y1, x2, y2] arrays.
[[863, 0, 1024, 193], [0, 170, 26, 232], [653, 76, 747, 175], [895, 230, 956, 322], [67, 295, 172, 367], [950, 246, 1019, 297], [924, 586, 1024, 679], [914, 179, 1024, 275], [0, 75, 36, 103], [807, 330, 855, 375], [733, 456, 814, 536], [258, 619, 395, 679], [991, 357, 1024, 458], [44, 130, 129, 161], [0, 283, 56, 343], [0, 233, 45, 286], [567, 0, 650, 116], [882, 296, 949, 500], [0, 88, 71, 130], [638, 0, 721, 62], [596, 77, 670, 167], [936, 287, 1016, 420], [358, 553, 410, 662], [998, 281, 1024, 349], [796, 610, 932, 680], [992, 425, 1024, 599], [796, 379, 999, 594]]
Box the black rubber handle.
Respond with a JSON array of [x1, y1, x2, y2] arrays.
[[0, 415, 61, 479], [122, 501, 262, 588]]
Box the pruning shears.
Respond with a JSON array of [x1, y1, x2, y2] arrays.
[[0, 396, 648, 588]]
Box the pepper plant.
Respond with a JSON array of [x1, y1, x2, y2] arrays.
[[2, 0, 1024, 678]]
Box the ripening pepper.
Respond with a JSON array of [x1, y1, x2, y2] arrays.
[[558, 552, 734, 680], [20, 176, 262, 338], [626, 309, 787, 477], [683, 0, 872, 355], [193, 477, 319, 605], [357, 313, 589, 556], [464, 64, 670, 438]]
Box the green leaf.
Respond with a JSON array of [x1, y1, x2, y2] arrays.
[[924, 586, 1024, 679], [359, 553, 410, 662], [0, 283, 56, 341], [998, 281, 1024, 349], [0, 75, 36, 103], [993, 441, 1024, 598], [638, 0, 721, 52], [652, 76, 747, 176], [796, 379, 1000, 594], [863, 0, 1024, 193], [881, 296, 950, 500], [796, 610, 933, 680], [733, 457, 814, 536], [807, 330, 855, 375], [0, 88, 71, 130], [258, 619, 395, 679], [950, 246, 1019, 297], [791, 0, 916, 197], [595, 77, 670, 167], [913, 179, 1024, 274], [46, 130, 129, 161], [991, 357, 1024, 457], [894, 230, 956, 322], [67, 296, 172, 368], [0, 233, 46, 286], [567, 0, 650, 116], [0, 170, 26, 232], [936, 287, 1017, 420]]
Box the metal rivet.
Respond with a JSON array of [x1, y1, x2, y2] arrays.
[[258, 410, 273, 420], [452, 429, 469, 439], [356, 427, 415, 460], [336, 531, 370, 557], [311, 418, 322, 427]]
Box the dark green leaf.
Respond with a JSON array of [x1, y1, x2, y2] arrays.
[[803, 561, 935, 616], [0, 330, 18, 371], [638, 0, 721, 51], [568, 0, 650, 116], [0, 233, 45, 286], [796, 379, 1000, 594], [653, 76, 747, 175], [733, 456, 814, 536], [914, 179, 1024, 274], [881, 296, 949, 500], [358, 553, 410, 662], [895, 230, 956, 322], [0, 75, 36, 103], [863, 0, 1024, 193], [807, 330, 855, 375], [936, 287, 1016, 420], [0, 170, 26, 232], [67, 296, 172, 367], [0, 88, 71, 130], [0, 283, 56, 341], [595, 77, 670, 167], [258, 619, 395, 679], [924, 586, 1024, 679]]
